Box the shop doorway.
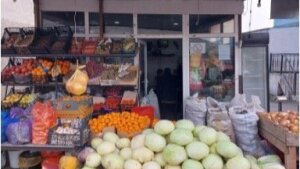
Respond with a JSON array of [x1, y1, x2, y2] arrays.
[[139, 39, 183, 120]]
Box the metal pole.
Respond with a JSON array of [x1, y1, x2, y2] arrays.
[[99, 0, 104, 39], [33, 0, 40, 27]]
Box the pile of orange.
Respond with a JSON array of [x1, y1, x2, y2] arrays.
[[89, 112, 150, 135], [38, 59, 53, 70], [32, 66, 46, 76], [57, 60, 71, 75]]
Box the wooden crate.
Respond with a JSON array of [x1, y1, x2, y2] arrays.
[[258, 113, 299, 169]]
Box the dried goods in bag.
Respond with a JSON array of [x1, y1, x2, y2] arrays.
[[206, 97, 236, 142]]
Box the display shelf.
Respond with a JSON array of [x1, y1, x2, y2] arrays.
[[1, 142, 75, 151], [1, 81, 137, 88], [1, 53, 136, 58]]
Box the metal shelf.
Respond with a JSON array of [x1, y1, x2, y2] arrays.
[[1, 142, 75, 151], [1, 53, 136, 58], [1, 81, 137, 88]]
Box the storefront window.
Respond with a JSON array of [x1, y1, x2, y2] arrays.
[[189, 37, 235, 101], [189, 15, 234, 34], [138, 14, 182, 34], [89, 13, 133, 34], [42, 11, 85, 33]]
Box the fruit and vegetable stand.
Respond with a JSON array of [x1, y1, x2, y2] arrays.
[[258, 113, 299, 169]]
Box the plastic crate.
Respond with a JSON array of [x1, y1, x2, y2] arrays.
[[29, 27, 55, 54], [49, 26, 73, 54], [13, 27, 36, 55], [1, 27, 20, 54]]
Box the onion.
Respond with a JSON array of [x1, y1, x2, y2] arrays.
[[290, 125, 299, 133], [279, 119, 290, 127]]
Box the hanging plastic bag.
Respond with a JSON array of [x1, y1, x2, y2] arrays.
[[142, 89, 160, 118], [184, 94, 207, 125], [229, 106, 265, 157], [206, 97, 236, 142], [65, 63, 89, 96], [6, 119, 32, 144]]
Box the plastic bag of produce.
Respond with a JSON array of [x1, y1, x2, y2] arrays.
[[229, 93, 247, 108], [141, 89, 160, 118], [9, 107, 25, 119], [206, 97, 235, 142], [6, 119, 31, 144], [184, 94, 207, 125], [31, 101, 57, 144], [229, 106, 265, 157], [1, 111, 19, 142]]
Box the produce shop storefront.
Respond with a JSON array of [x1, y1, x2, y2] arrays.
[[1, 1, 299, 169], [38, 0, 242, 103]]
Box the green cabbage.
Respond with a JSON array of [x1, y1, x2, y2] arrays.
[[216, 141, 239, 159], [154, 153, 166, 167], [170, 129, 193, 146], [257, 155, 281, 165], [217, 132, 231, 142], [182, 159, 203, 169], [124, 159, 142, 169], [145, 132, 166, 152], [163, 144, 187, 165], [209, 143, 217, 154], [186, 141, 209, 160], [245, 155, 260, 169], [154, 120, 175, 135], [193, 125, 206, 137], [202, 154, 224, 169], [198, 127, 217, 145], [226, 156, 250, 169], [175, 119, 195, 131], [101, 154, 124, 169]]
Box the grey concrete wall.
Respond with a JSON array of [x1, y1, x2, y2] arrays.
[[269, 26, 299, 54]]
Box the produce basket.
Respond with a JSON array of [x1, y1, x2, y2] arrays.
[[69, 37, 84, 54], [122, 38, 136, 54], [13, 27, 35, 55], [82, 39, 98, 55], [49, 26, 73, 54], [32, 74, 48, 84], [13, 73, 31, 84], [1, 60, 14, 83], [1, 88, 24, 110], [29, 27, 55, 54], [1, 27, 20, 54], [110, 40, 123, 54]]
